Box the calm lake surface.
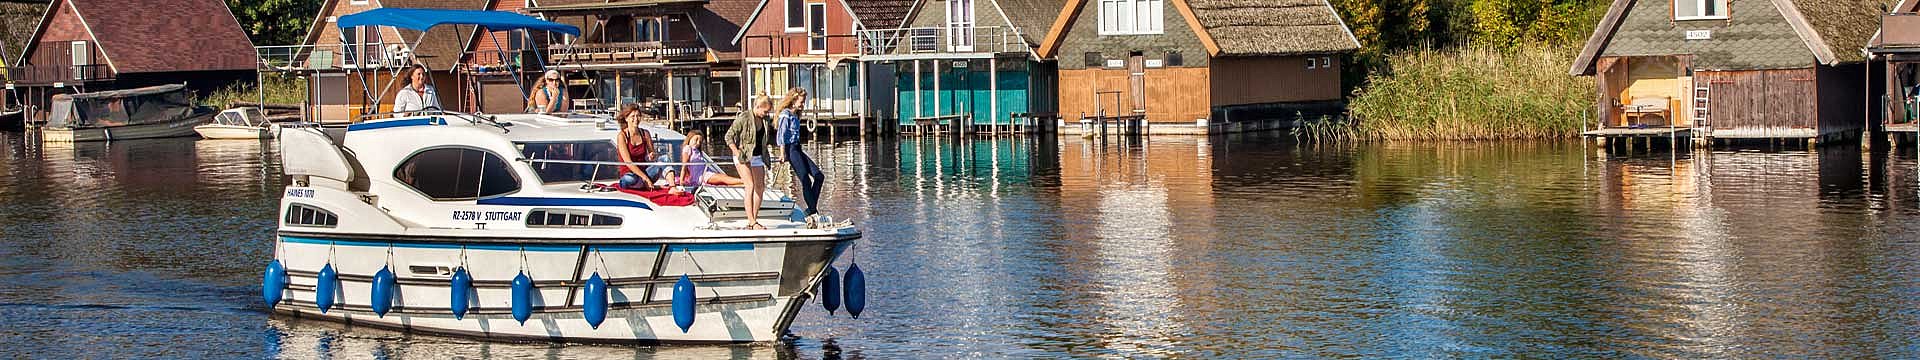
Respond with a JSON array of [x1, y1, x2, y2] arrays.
[[5, 130, 1920, 358]]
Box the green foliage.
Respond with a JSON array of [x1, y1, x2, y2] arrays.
[[227, 0, 322, 46], [1468, 0, 1607, 46], [199, 74, 308, 108], [1344, 46, 1595, 140]]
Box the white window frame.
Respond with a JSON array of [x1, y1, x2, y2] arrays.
[[947, 0, 975, 52], [806, 3, 827, 54], [785, 0, 806, 32], [1098, 0, 1163, 36], [350, 0, 368, 5], [1672, 0, 1729, 21]]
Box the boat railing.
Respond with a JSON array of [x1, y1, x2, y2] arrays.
[[354, 108, 513, 132], [521, 158, 737, 167]]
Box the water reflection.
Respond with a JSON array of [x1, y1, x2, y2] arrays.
[[6, 131, 1920, 358]]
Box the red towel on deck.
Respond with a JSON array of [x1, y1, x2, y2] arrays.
[[595, 183, 696, 207]]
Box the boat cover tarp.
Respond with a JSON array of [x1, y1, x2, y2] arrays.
[[45, 84, 199, 129], [338, 8, 581, 36]]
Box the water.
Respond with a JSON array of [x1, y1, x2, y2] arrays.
[[5, 131, 1920, 358]]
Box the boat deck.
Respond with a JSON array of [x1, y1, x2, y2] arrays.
[[1890, 123, 1919, 133]]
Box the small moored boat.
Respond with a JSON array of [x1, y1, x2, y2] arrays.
[[196, 107, 278, 139], [41, 83, 214, 142]]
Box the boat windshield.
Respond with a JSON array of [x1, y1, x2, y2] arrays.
[[519, 141, 621, 184]]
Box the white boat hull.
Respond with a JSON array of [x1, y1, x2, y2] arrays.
[[195, 124, 272, 139], [269, 234, 849, 343]]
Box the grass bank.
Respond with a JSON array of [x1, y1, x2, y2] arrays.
[[200, 74, 307, 108], [1338, 46, 1595, 140]]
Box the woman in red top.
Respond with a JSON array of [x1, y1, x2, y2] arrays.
[[614, 104, 657, 190]]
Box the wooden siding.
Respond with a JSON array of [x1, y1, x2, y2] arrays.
[[1057, 66, 1208, 123], [894, 60, 1035, 125], [739, 0, 860, 58], [24, 0, 109, 81], [1209, 56, 1340, 106], [1696, 69, 1817, 136]]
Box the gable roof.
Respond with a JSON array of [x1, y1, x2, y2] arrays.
[[846, 0, 913, 29], [1572, 0, 1883, 76], [1038, 0, 1356, 58], [382, 0, 490, 69], [994, 0, 1066, 45], [694, 0, 757, 57], [297, 0, 487, 70], [21, 0, 255, 74], [1184, 0, 1358, 56], [731, 0, 896, 44]]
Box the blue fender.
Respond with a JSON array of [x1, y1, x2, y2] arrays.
[[844, 263, 866, 318], [371, 266, 396, 317], [315, 264, 339, 313], [449, 268, 473, 320], [511, 271, 533, 324], [583, 273, 608, 329], [672, 275, 695, 333], [819, 266, 841, 314], [262, 260, 287, 306]]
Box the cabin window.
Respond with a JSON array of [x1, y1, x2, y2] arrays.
[[1098, 0, 1163, 35], [1674, 0, 1728, 20], [785, 0, 805, 31], [526, 209, 623, 228], [519, 141, 621, 184], [947, 0, 975, 51], [394, 147, 521, 201], [636, 17, 666, 42], [285, 203, 339, 228], [807, 3, 827, 54]]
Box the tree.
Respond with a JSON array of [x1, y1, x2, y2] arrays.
[[228, 0, 322, 46]]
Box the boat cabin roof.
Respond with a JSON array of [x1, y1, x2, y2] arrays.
[[478, 113, 686, 144]]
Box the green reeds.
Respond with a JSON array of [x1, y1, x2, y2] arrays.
[[1345, 45, 1594, 140], [199, 74, 307, 108]]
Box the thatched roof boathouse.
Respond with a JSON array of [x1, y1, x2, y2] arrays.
[[1034, 0, 1358, 134], [1572, 0, 1881, 145]]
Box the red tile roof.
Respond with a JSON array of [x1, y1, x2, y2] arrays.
[[59, 0, 256, 73]]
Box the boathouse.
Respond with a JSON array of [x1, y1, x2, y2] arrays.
[[859, 0, 1062, 134], [513, 0, 754, 121], [294, 0, 486, 122], [1571, 0, 1881, 143], [1870, 0, 1920, 136], [1034, 0, 1357, 134], [10, 0, 256, 123], [732, 0, 906, 128]]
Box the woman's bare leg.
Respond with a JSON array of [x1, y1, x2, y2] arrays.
[[745, 164, 768, 229], [704, 172, 745, 186]]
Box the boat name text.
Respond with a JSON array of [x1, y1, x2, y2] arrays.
[[452, 210, 523, 222], [285, 188, 315, 198]]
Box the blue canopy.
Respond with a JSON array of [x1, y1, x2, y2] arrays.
[[337, 8, 580, 36]]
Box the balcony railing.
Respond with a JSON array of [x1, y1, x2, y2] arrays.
[[254, 43, 415, 73], [5, 64, 111, 84], [858, 26, 1027, 57], [546, 40, 707, 65]]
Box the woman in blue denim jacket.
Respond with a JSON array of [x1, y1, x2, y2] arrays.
[[773, 87, 825, 227]]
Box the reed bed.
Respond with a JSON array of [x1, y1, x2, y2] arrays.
[[200, 74, 308, 108], [1345, 45, 1594, 140]]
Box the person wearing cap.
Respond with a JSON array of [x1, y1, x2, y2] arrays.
[[527, 70, 569, 114]]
